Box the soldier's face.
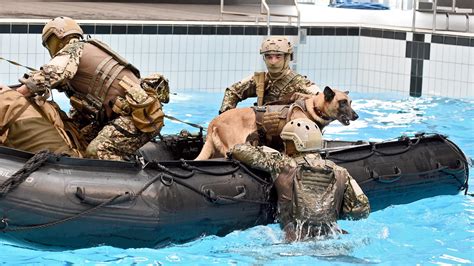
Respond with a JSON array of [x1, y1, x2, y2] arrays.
[[44, 35, 63, 57], [264, 53, 285, 74], [264, 54, 284, 64]]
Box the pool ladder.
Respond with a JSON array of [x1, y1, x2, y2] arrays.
[[219, 0, 303, 71]]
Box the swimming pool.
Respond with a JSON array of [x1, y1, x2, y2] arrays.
[[0, 91, 473, 265]]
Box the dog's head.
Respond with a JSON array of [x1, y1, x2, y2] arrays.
[[306, 86, 358, 127]]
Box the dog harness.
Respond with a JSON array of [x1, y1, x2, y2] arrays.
[[252, 99, 308, 149]]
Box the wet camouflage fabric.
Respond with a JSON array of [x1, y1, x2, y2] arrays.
[[20, 40, 83, 96], [219, 70, 317, 113], [230, 144, 370, 237], [85, 116, 157, 161]]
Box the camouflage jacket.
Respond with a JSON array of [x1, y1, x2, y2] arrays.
[[219, 70, 318, 113], [21, 39, 83, 96], [230, 144, 370, 225]]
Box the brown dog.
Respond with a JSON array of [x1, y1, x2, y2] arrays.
[[195, 86, 358, 160]]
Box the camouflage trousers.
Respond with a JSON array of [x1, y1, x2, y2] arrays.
[[85, 116, 157, 161]]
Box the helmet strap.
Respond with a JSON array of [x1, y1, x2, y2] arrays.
[[284, 140, 297, 157]]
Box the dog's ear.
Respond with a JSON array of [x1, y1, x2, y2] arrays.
[[344, 91, 349, 95], [324, 86, 335, 102]]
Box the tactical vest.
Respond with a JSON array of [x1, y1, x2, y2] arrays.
[[292, 154, 347, 223], [252, 99, 308, 150], [66, 39, 141, 124], [258, 70, 299, 105]]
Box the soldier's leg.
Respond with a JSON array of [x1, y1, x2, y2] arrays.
[[85, 116, 156, 161]]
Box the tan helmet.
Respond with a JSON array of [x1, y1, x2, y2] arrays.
[[259, 36, 293, 55], [280, 118, 323, 152], [42, 16, 83, 47]]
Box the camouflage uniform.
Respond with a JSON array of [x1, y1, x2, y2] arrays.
[[0, 88, 82, 157], [230, 144, 370, 239], [219, 71, 318, 114], [21, 39, 165, 161]]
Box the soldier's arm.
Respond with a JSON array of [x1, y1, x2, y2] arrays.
[[230, 144, 293, 179], [219, 75, 257, 114], [337, 166, 371, 220], [294, 75, 320, 95], [19, 42, 83, 97]]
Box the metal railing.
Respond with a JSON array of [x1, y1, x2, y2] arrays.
[[220, 0, 301, 35], [412, 0, 472, 32]]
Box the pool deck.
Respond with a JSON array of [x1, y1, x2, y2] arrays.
[[0, 1, 472, 35]]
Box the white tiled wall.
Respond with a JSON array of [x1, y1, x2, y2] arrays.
[[1, 32, 473, 99], [298, 36, 360, 92], [423, 42, 474, 98], [357, 36, 411, 94]]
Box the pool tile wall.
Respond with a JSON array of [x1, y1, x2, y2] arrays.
[[0, 22, 473, 99]]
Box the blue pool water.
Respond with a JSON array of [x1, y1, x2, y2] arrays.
[[1, 91, 473, 265]]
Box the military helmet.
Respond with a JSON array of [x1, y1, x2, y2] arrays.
[[280, 118, 323, 152], [259, 36, 293, 55], [42, 16, 83, 47]]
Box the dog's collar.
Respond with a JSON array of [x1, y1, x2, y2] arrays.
[[314, 107, 331, 121]]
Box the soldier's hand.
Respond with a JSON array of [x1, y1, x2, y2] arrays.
[[16, 84, 32, 97]]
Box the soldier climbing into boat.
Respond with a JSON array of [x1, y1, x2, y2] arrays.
[[16, 16, 169, 161], [0, 84, 84, 157], [230, 118, 370, 241], [219, 36, 319, 114]]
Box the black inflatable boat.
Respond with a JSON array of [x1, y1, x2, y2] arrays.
[[0, 133, 469, 249]]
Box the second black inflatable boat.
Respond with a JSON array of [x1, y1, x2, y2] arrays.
[[0, 133, 469, 249]]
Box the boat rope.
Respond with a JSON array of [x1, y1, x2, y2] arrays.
[[439, 135, 471, 195], [232, 160, 272, 185], [1, 194, 121, 232], [164, 115, 206, 131], [179, 159, 241, 176], [0, 150, 59, 199], [160, 173, 269, 205], [357, 161, 466, 187], [154, 162, 195, 178], [152, 159, 270, 185], [326, 134, 422, 163], [0, 56, 37, 71]]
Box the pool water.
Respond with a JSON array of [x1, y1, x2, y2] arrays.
[[1, 91, 473, 265]]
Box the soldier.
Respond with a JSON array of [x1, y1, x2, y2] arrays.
[[0, 85, 83, 157], [230, 118, 370, 241], [16, 17, 168, 161], [219, 36, 319, 114]]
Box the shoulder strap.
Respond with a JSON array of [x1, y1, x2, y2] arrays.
[[251, 106, 267, 144], [0, 102, 31, 136], [254, 72, 266, 106], [86, 39, 140, 78], [29, 100, 53, 125]]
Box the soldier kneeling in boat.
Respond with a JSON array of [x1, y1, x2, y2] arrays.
[[230, 118, 370, 241], [0, 85, 84, 157], [16, 16, 168, 161]]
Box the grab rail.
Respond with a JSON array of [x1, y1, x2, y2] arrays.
[[220, 0, 301, 35]]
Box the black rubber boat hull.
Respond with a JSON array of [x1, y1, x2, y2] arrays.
[[0, 133, 468, 249]]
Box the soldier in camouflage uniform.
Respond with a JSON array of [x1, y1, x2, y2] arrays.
[[219, 36, 319, 114], [16, 17, 169, 161], [230, 118, 370, 241], [0, 85, 83, 157]]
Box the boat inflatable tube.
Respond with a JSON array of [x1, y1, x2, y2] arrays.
[[0, 133, 468, 249]]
